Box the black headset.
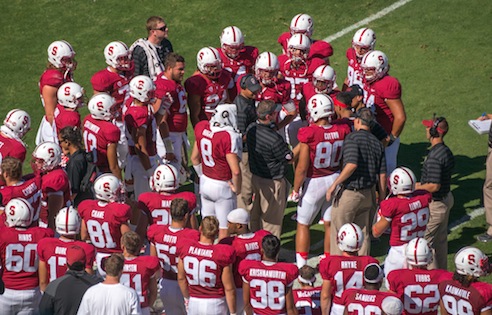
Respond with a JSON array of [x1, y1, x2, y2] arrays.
[[430, 116, 446, 138], [240, 74, 252, 89]]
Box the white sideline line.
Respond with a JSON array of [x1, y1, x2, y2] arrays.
[[323, 0, 414, 43]]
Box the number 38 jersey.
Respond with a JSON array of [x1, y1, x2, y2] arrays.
[[178, 240, 235, 298], [0, 226, 54, 290], [238, 259, 299, 315], [297, 122, 351, 178], [319, 255, 378, 305], [387, 268, 452, 315], [78, 200, 131, 254], [439, 279, 492, 315]]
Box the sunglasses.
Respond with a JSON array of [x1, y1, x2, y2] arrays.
[[154, 25, 168, 32]]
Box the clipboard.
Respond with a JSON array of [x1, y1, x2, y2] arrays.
[[468, 119, 491, 135]]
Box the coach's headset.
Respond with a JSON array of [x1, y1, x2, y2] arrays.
[[240, 74, 252, 90], [429, 114, 447, 138]]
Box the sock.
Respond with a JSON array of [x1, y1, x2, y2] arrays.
[[296, 252, 308, 268]]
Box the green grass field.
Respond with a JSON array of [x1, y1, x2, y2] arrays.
[[1, 0, 491, 281]]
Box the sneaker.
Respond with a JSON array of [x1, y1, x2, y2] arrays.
[[477, 233, 492, 242]]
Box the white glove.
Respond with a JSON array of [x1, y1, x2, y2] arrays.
[[288, 190, 300, 203]]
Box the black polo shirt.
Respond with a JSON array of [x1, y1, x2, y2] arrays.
[[246, 122, 292, 179], [342, 129, 386, 190], [234, 94, 257, 152], [66, 149, 93, 206], [420, 142, 454, 200]]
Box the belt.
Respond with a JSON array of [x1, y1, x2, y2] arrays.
[[343, 185, 371, 192]]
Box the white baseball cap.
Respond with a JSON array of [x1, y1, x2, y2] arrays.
[[227, 208, 250, 224], [381, 296, 403, 315]]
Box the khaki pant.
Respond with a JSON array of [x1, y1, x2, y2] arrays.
[[425, 192, 454, 270], [484, 148, 492, 235], [237, 152, 253, 212], [330, 187, 376, 256], [250, 174, 290, 238]]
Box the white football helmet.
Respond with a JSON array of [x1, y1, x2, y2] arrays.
[[197, 47, 222, 79], [389, 167, 416, 195], [104, 41, 132, 71], [57, 82, 85, 109], [3, 109, 31, 138], [290, 13, 314, 37], [210, 104, 238, 131], [287, 33, 311, 63], [32, 141, 62, 172], [55, 206, 81, 235], [47, 40, 76, 70], [255, 52, 279, 85], [361, 50, 389, 83], [455, 246, 489, 278], [88, 93, 117, 121], [151, 164, 179, 192], [129, 75, 155, 103], [352, 28, 376, 58], [307, 94, 334, 123], [313, 65, 336, 94], [220, 26, 244, 59], [405, 237, 432, 266], [93, 173, 123, 203], [337, 223, 364, 252], [5, 198, 33, 228]]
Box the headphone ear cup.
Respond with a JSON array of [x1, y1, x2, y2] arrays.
[[429, 118, 441, 137], [240, 75, 248, 89]]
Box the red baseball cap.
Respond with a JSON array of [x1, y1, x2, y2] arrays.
[[422, 116, 448, 134], [66, 245, 86, 266]]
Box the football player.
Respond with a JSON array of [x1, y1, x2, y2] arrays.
[[177, 216, 236, 315], [293, 265, 322, 315], [439, 246, 492, 315], [91, 41, 134, 170], [148, 198, 200, 315], [37, 40, 76, 145], [361, 50, 406, 175], [120, 231, 160, 315], [0, 109, 31, 163], [319, 223, 378, 315], [37, 206, 95, 291], [185, 47, 234, 127], [340, 263, 400, 315], [124, 75, 160, 199], [79, 173, 131, 277], [53, 82, 84, 138], [372, 167, 431, 277], [191, 104, 242, 240], [387, 237, 452, 315], [31, 141, 71, 229], [83, 93, 122, 179], [238, 234, 298, 315], [218, 26, 259, 99], [0, 198, 54, 313], [344, 28, 376, 90], [291, 94, 351, 268], [219, 207, 271, 314], [302, 65, 339, 108]]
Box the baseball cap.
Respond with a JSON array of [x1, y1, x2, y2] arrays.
[[346, 85, 364, 97], [381, 296, 403, 315], [363, 263, 384, 283], [66, 245, 86, 266], [422, 116, 448, 134], [241, 74, 261, 93], [227, 208, 250, 224]]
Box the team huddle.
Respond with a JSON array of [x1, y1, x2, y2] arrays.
[[0, 12, 490, 315]]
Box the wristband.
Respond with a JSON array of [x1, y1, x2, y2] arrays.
[[193, 163, 203, 177]]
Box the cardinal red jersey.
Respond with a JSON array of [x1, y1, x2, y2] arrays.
[[147, 224, 200, 280], [219, 230, 271, 288], [238, 259, 298, 315], [39, 168, 71, 225], [39, 69, 70, 95], [54, 104, 81, 133], [82, 115, 121, 172], [387, 268, 452, 315], [309, 40, 333, 60], [341, 288, 399, 315], [363, 74, 402, 135], [254, 77, 292, 107], [78, 200, 131, 253], [121, 255, 160, 308], [319, 255, 379, 305], [37, 238, 96, 282], [297, 123, 351, 178], [137, 191, 196, 225], [346, 48, 364, 88], [124, 99, 157, 156], [278, 54, 325, 109], [0, 174, 42, 222], [91, 67, 132, 112], [154, 74, 188, 132], [218, 46, 259, 99], [184, 70, 233, 121], [293, 286, 322, 315], [379, 190, 432, 246], [178, 240, 235, 298], [302, 82, 339, 107], [194, 120, 242, 181], [439, 279, 492, 315], [0, 133, 27, 162], [0, 226, 54, 290]]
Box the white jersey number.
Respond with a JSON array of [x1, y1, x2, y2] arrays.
[[120, 273, 144, 303], [5, 243, 38, 272], [441, 294, 474, 315], [403, 284, 440, 313], [200, 138, 215, 167], [155, 243, 178, 273], [183, 257, 217, 287], [313, 140, 343, 169], [334, 270, 363, 297], [250, 279, 285, 311], [86, 220, 117, 249], [400, 207, 429, 241]]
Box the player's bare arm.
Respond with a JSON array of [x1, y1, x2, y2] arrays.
[[372, 216, 390, 238], [134, 126, 152, 171], [226, 153, 242, 195], [320, 279, 333, 315], [386, 98, 406, 138], [47, 193, 64, 230], [242, 281, 253, 315], [293, 143, 310, 194], [107, 143, 122, 180], [188, 94, 202, 127], [42, 85, 58, 124], [222, 265, 237, 315], [285, 286, 299, 315]]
